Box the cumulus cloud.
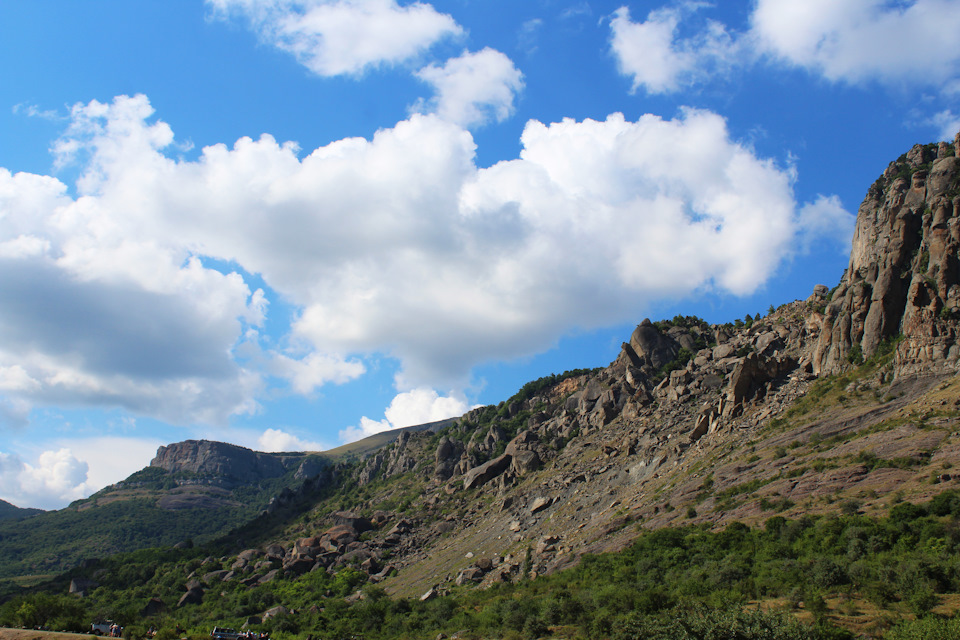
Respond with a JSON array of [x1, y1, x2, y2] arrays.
[[206, 0, 462, 76], [57, 436, 164, 495], [796, 195, 855, 254], [0, 96, 266, 426], [339, 387, 470, 443], [271, 352, 366, 395], [609, 5, 740, 94], [0, 437, 164, 510], [0, 449, 89, 509], [415, 48, 525, 128], [1, 94, 847, 430], [257, 427, 325, 451], [929, 110, 960, 143], [751, 0, 960, 85], [609, 1, 960, 95]]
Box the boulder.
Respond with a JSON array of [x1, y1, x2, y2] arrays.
[[263, 605, 289, 620], [455, 567, 485, 585], [434, 437, 462, 480], [629, 319, 680, 371], [264, 544, 286, 560], [202, 570, 229, 584], [283, 557, 316, 576], [462, 454, 512, 490], [529, 496, 553, 514], [177, 587, 203, 607], [510, 450, 541, 475], [331, 511, 373, 533], [140, 598, 165, 617], [257, 569, 280, 585]]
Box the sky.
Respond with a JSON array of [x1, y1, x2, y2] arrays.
[[1, 0, 959, 510]]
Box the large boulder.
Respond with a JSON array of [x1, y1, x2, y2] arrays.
[[463, 454, 512, 490], [434, 437, 462, 480], [625, 319, 680, 372]]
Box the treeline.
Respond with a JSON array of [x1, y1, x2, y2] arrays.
[[6, 492, 960, 639]]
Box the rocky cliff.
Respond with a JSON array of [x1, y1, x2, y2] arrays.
[[150, 439, 324, 489], [814, 132, 960, 376]]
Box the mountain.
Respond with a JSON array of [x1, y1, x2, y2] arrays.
[[0, 422, 455, 581], [0, 499, 42, 522], [2, 134, 960, 638]]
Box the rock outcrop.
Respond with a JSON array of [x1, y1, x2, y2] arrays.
[[150, 440, 326, 489], [814, 138, 960, 376]]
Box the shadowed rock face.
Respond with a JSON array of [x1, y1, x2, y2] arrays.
[[814, 138, 960, 377], [150, 440, 314, 488]]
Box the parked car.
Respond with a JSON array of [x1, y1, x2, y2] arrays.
[[211, 627, 242, 640], [91, 621, 124, 637]]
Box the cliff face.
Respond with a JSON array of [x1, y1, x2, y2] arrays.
[[150, 440, 319, 488], [814, 133, 960, 376]]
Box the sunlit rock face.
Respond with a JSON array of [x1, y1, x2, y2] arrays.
[[813, 135, 960, 377]]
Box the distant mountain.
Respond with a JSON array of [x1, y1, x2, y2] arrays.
[[0, 498, 42, 521], [0, 423, 452, 580]]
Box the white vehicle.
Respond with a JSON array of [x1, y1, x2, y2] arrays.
[[91, 621, 119, 636]]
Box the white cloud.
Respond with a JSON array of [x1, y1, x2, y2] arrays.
[[384, 387, 470, 427], [257, 427, 324, 451], [0, 437, 164, 510], [0, 449, 89, 510], [415, 48, 525, 128], [271, 352, 366, 394], [0, 96, 824, 408], [609, 5, 740, 94], [12, 103, 60, 120], [751, 0, 960, 86], [57, 436, 164, 495], [609, 1, 960, 95], [1, 94, 842, 428], [0, 96, 266, 426], [339, 387, 470, 443], [0, 365, 40, 392], [929, 110, 960, 143], [517, 19, 543, 55], [796, 194, 855, 254], [338, 416, 392, 443], [207, 0, 462, 76]]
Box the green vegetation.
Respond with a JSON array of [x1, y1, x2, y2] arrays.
[[0, 460, 334, 580], [7, 492, 960, 639]]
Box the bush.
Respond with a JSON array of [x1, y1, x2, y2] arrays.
[[886, 615, 960, 640], [613, 606, 833, 640]]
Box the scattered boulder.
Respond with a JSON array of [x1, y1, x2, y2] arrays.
[[140, 598, 165, 617], [463, 454, 512, 490], [263, 605, 289, 620]]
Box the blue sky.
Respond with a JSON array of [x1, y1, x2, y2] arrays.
[[1, 0, 959, 509]]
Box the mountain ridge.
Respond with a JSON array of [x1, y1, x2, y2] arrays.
[[3, 134, 960, 638]]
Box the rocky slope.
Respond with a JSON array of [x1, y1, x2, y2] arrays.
[[135, 134, 960, 605], [16, 135, 960, 612]]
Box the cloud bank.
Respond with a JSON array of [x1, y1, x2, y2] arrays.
[[0, 94, 849, 434]]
